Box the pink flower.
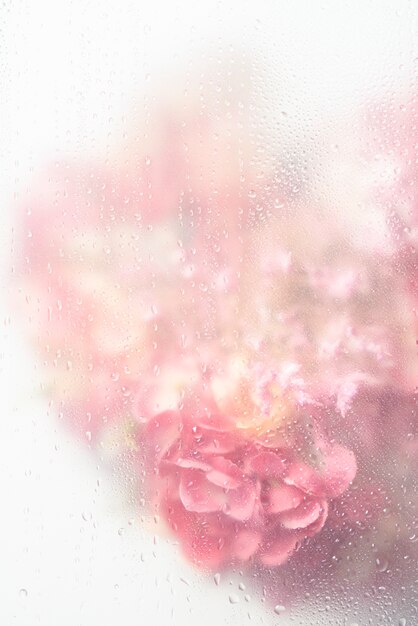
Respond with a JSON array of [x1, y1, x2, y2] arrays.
[[141, 408, 356, 570]]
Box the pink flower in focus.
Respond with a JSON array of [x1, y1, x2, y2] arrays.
[[142, 408, 356, 570]]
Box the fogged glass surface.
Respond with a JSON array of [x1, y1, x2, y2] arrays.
[[1, 2, 416, 625]]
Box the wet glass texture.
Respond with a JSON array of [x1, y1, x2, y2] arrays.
[[1, 2, 417, 625]]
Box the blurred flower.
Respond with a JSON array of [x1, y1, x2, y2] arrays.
[[141, 407, 356, 570], [16, 60, 416, 583]]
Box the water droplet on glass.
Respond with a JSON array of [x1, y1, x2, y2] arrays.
[[376, 557, 389, 572]]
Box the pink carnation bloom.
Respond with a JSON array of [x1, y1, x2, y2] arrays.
[[142, 408, 356, 570]]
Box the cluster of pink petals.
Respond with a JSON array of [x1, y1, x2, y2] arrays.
[[142, 408, 356, 570]]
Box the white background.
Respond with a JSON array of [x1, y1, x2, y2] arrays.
[[0, 2, 416, 624]]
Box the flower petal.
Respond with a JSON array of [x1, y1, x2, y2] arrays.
[[179, 469, 226, 513], [246, 451, 287, 479], [284, 462, 322, 495], [196, 412, 236, 432], [306, 499, 328, 535], [193, 428, 240, 455], [279, 499, 321, 529], [166, 501, 230, 570], [266, 483, 304, 514], [206, 457, 243, 489], [230, 530, 261, 561], [225, 480, 257, 521], [320, 444, 357, 497], [259, 534, 299, 567], [285, 444, 357, 498], [175, 457, 212, 471], [143, 410, 181, 465]]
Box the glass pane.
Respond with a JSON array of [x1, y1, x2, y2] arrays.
[[2, 1, 416, 625]]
